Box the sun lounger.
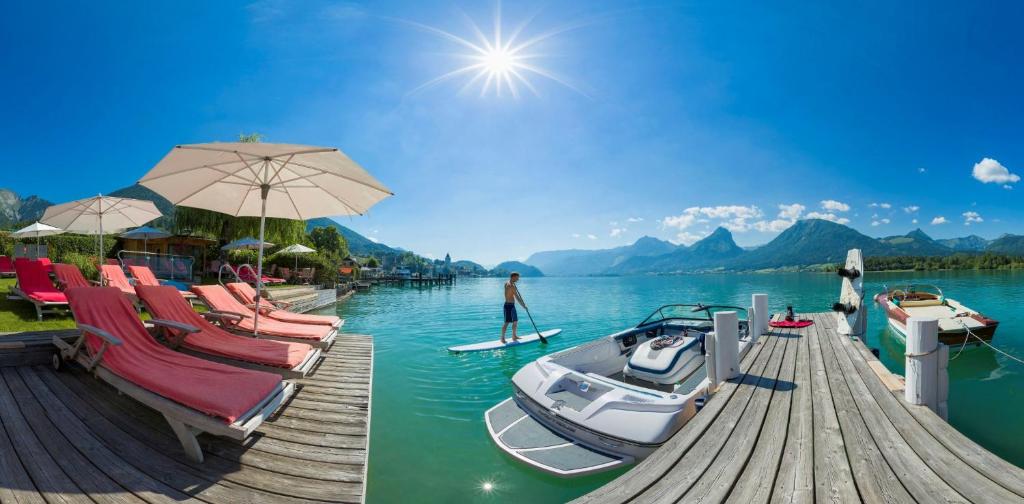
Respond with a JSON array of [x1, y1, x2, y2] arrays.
[[128, 265, 199, 303], [37, 257, 54, 273], [191, 285, 336, 349], [225, 282, 344, 329], [9, 260, 68, 320], [230, 265, 287, 285], [136, 285, 320, 378], [99, 264, 137, 296], [54, 287, 294, 463], [53, 263, 97, 290], [0, 256, 15, 277]]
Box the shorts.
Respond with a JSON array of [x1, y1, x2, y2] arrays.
[[503, 302, 518, 323]]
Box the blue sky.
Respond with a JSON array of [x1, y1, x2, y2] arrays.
[[2, 1, 1022, 265]]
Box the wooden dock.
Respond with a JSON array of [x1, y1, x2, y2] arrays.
[[0, 333, 373, 504], [373, 274, 456, 287], [575, 312, 1024, 504]]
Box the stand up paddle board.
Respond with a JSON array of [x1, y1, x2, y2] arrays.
[[448, 329, 562, 353]]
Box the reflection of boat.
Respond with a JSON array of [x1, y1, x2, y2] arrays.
[[485, 304, 751, 477], [874, 284, 998, 346]]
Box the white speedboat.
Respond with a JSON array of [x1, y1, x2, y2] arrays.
[[485, 304, 752, 477]]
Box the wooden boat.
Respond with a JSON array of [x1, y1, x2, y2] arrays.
[[874, 284, 998, 346]]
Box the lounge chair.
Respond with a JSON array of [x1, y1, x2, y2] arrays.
[[37, 257, 54, 273], [191, 285, 335, 349], [53, 263, 97, 290], [53, 287, 294, 463], [231, 264, 287, 285], [0, 256, 15, 278], [99, 265, 137, 297], [136, 285, 320, 378], [128, 265, 199, 304], [9, 260, 68, 320], [225, 282, 343, 328]]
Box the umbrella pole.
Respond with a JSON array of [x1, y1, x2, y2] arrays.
[[254, 185, 269, 337], [98, 197, 105, 285]]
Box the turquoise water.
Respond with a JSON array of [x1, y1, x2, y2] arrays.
[[322, 272, 1024, 503]]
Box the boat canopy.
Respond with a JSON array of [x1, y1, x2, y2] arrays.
[[637, 304, 748, 327]]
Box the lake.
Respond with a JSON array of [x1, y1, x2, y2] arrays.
[[320, 271, 1024, 503]]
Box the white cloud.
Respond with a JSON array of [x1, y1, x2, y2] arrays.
[[609, 221, 618, 226], [367, 236, 379, 243], [571, 233, 581, 238], [868, 202, 892, 209], [673, 231, 706, 245], [870, 218, 891, 227], [662, 205, 763, 232], [903, 205, 920, 213], [610, 228, 626, 238], [820, 200, 850, 212], [753, 219, 796, 232], [931, 216, 948, 225], [626, 217, 644, 223], [1004, 185, 1014, 190], [805, 211, 850, 225], [586, 234, 597, 240], [918, 167, 927, 173], [972, 157, 1020, 185], [962, 211, 983, 225], [912, 218, 919, 224], [777, 203, 805, 220]]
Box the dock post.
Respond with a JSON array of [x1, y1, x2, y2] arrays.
[[748, 305, 757, 343], [714, 311, 740, 381], [705, 331, 718, 392], [937, 344, 949, 421], [752, 293, 768, 338], [905, 318, 941, 414]]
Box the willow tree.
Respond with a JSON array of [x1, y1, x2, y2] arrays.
[[171, 132, 307, 243]]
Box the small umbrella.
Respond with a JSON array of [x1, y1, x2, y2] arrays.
[[222, 236, 274, 250], [140, 142, 391, 335], [279, 243, 316, 271], [41, 195, 162, 269], [120, 226, 171, 253], [11, 222, 65, 259]]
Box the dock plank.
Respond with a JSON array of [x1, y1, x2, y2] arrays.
[[769, 317, 814, 504]]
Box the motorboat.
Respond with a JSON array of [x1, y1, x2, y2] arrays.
[[874, 284, 998, 346], [484, 304, 752, 477]]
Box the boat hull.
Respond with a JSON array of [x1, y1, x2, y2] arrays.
[[881, 300, 998, 346]]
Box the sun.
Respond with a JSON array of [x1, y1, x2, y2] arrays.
[[406, 3, 585, 98]]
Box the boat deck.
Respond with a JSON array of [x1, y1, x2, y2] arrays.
[[0, 333, 373, 503], [574, 312, 1024, 504]]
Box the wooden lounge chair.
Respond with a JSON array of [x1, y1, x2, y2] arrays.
[[0, 256, 16, 278], [99, 264, 137, 297], [225, 282, 344, 329], [191, 285, 336, 349], [53, 263, 98, 290], [9, 259, 68, 320], [37, 257, 55, 273], [136, 285, 321, 378], [233, 265, 286, 285], [53, 287, 295, 463], [128, 265, 199, 304]]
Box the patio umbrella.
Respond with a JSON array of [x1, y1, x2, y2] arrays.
[[41, 195, 162, 270], [279, 243, 316, 271], [120, 226, 171, 253], [11, 222, 64, 259], [221, 236, 274, 250], [140, 142, 392, 334]]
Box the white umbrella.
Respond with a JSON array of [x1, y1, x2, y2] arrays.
[[222, 236, 274, 250], [41, 195, 162, 266], [120, 226, 171, 253], [279, 243, 316, 271], [11, 222, 65, 258], [140, 142, 392, 334]]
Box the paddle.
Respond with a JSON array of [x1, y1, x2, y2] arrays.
[[513, 283, 548, 344]]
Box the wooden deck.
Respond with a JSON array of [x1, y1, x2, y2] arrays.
[[575, 312, 1024, 504], [0, 334, 373, 504]]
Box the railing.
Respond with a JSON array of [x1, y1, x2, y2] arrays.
[[116, 250, 195, 281], [217, 262, 259, 286]]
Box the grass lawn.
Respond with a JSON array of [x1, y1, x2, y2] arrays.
[[0, 277, 205, 333]]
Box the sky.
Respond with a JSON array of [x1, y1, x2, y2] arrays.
[[2, 1, 1023, 266]]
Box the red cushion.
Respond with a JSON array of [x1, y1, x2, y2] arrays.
[[14, 260, 67, 303], [770, 320, 814, 328], [65, 287, 282, 423], [226, 282, 341, 327], [191, 285, 331, 342]]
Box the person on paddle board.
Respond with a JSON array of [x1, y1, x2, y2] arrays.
[[502, 272, 527, 344]]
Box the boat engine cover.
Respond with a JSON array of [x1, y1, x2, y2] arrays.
[[623, 336, 703, 385]]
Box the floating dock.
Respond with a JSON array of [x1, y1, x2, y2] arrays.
[[574, 312, 1024, 503], [0, 333, 374, 503]]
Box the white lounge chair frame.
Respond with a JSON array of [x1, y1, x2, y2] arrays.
[[202, 309, 337, 350], [8, 285, 69, 321], [53, 323, 295, 463]]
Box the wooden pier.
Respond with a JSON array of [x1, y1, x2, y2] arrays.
[[0, 333, 374, 503], [575, 312, 1024, 504], [373, 274, 456, 287]]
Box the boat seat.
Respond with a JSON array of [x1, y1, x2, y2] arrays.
[[623, 335, 703, 385]]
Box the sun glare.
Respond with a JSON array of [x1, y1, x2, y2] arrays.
[[407, 3, 585, 98]]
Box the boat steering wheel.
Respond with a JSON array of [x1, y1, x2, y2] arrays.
[[891, 289, 906, 300]]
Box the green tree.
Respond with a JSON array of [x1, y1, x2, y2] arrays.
[[309, 226, 350, 260], [364, 257, 380, 268]]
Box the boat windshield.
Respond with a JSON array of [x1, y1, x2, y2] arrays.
[[886, 283, 943, 301], [637, 304, 748, 327]]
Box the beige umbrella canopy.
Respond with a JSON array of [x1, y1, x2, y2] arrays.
[[11, 222, 65, 259], [41, 195, 162, 264], [140, 142, 392, 334]]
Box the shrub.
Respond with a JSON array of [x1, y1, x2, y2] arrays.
[[63, 252, 99, 279]]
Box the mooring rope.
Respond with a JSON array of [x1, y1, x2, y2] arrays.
[[951, 320, 1024, 365]]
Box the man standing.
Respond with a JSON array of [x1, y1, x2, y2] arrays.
[[501, 272, 527, 344]]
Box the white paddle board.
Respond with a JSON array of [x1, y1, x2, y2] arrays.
[[448, 329, 562, 353]]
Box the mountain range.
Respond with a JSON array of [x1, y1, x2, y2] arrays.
[[525, 219, 1023, 276]]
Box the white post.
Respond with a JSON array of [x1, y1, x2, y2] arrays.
[[747, 305, 757, 342], [705, 331, 718, 391], [714, 311, 740, 381], [937, 344, 949, 421], [905, 318, 939, 413], [97, 195, 105, 284], [753, 293, 768, 337]]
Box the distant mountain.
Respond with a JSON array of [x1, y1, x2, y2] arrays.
[[108, 184, 176, 228], [452, 260, 488, 276], [877, 228, 952, 256], [730, 219, 886, 269], [0, 189, 53, 228], [489, 261, 544, 277], [937, 235, 990, 251], [305, 217, 401, 258], [985, 234, 1024, 255], [610, 227, 744, 274], [524, 236, 678, 276]]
